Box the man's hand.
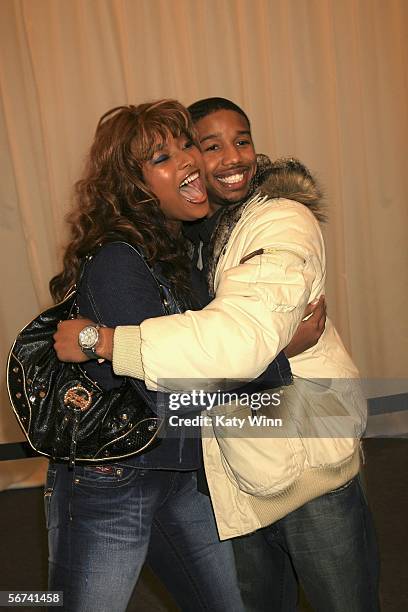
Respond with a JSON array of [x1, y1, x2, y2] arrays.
[[53, 319, 114, 362], [284, 296, 326, 358]]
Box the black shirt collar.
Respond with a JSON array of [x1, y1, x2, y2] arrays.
[[183, 207, 224, 246]]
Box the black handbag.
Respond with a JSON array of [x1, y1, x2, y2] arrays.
[[7, 246, 169, 467]]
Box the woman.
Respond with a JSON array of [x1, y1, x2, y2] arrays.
[[47, 101, 245, 612]]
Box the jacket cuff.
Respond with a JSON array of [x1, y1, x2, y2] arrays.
[[112, 325, 145, 380]]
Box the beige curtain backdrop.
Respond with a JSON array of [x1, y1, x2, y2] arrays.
[[1, 0, 407, 489]]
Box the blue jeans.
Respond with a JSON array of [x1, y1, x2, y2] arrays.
[[233, 476, 380, 612], [46, 462, 244, 612]]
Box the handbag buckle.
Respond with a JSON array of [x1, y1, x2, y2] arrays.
[[63, 385, 93, 412]]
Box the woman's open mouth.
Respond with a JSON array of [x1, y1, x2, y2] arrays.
[[179, 171, 207, 204]]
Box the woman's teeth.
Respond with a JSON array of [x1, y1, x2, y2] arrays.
[[179, 171, 199, 188], [179, 173, 207, 204], [217, 173, 245, 184]]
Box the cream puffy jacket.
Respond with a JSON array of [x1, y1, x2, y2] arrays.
[[113, 165, 366, 539]]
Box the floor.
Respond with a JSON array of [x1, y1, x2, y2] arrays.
[[0, 438, 407, 611]]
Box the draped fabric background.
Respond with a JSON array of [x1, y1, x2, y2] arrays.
[[1, 0, 407, 488]]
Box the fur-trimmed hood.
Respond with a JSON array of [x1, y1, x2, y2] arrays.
[[205, 155, 325, 296], [254, 155, 325, 223]]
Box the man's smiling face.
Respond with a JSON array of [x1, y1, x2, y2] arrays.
[[195, 109, 257, 211]]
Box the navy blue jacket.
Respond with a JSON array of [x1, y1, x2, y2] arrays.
[[77, 241, 201, 470]]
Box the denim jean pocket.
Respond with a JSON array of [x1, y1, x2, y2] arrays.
[[44, 465, 57, 528], [73, 463, 146, 489]]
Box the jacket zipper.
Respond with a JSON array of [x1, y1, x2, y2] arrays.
[[240, 247, 306, 265]]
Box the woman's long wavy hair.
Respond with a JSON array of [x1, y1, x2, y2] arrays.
[[50, 100, 199, 303]]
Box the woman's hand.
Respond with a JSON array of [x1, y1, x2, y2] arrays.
[[53, 319, 114, 362], [284, 296, 326, 358]]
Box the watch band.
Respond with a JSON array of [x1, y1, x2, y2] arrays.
[[81, 346, 100, 360]]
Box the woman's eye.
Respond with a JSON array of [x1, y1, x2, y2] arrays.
[[152, 153, 169, 164], [237, 139, 251, 147], [183, 139, 195, 150]]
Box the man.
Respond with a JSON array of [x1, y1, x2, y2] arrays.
[[55, 98, 379, 611]]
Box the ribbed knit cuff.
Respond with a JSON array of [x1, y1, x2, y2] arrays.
[[112, 325, 145, 380]]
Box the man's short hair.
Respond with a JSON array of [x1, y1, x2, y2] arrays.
[[187, 97, 250, 129]]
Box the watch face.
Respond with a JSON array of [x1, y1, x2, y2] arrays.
[[78, 326, 99, 349]]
